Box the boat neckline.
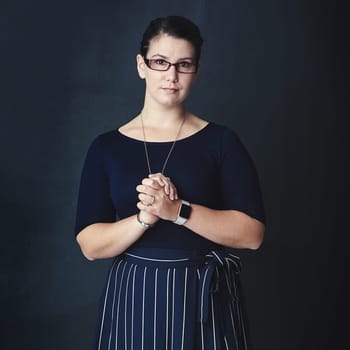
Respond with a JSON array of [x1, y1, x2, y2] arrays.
[[116, 122, 211, 144]]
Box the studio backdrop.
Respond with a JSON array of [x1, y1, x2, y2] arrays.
[[1, 1, 348, 349]]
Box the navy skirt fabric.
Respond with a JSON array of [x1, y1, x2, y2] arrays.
[[95, 248, 248, 350]]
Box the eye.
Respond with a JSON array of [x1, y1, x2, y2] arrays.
[[154, 59, 167, 65], [178, 61, 191, 68]]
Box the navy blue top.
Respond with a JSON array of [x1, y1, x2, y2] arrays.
[[74, 122, 265, 251]]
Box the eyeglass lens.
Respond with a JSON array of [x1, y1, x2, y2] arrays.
[[145, 58, 197, 73]]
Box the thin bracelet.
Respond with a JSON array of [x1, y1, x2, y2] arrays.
[[136, 212, 155, 229]]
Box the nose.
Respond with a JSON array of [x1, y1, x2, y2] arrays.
[[166, 64, 178, 82]]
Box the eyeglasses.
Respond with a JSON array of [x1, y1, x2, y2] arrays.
[[143, 57, 198, 74]]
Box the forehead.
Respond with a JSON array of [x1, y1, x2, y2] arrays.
[[147, 34, 195, 59]]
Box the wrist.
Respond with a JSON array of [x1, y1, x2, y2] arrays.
[[136, 212, 155, 229], [171, 199, 182, 221], [173, 199, 192, 225]]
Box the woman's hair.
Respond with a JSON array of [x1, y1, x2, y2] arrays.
[[140, 16, 203, 62]]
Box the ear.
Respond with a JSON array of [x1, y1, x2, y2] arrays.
[[136, 54, 146, 79]]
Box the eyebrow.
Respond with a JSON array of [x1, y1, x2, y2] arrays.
[[150, 54, 194, 61]]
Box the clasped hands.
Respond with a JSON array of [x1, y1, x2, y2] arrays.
[[136, 173, 181, 226]]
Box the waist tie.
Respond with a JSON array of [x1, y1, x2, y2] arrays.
[[103, 248, 247, 349], [198, 250, 242, 323], [124, 248, 242, 324]]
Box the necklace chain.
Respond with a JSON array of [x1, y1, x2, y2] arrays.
[[140, 114, 186, 175]]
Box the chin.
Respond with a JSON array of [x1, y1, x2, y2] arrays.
[[162, 93, 190, 106], [158, 97, 184, 108]]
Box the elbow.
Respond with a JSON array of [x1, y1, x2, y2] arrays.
[[247, 222, 265, 250], [82, 251, 96, 261], [76, 233, 96, 261], [228, 212, 265, 250], [248, 237, 263, 250], [228, 215, 264, 250]]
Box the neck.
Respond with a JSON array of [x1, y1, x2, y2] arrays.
[[140, 105, 187, 128]]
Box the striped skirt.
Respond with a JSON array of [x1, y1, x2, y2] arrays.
[[95, 248, 249, 350]]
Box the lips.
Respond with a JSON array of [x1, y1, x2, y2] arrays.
[[161, 87, 179, 93]]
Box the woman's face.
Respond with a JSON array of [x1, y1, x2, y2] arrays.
[[137, 34, 198, 108]]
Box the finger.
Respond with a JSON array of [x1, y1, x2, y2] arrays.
[[151, 174, 171, 193], [148, 173, 166, 187], [137, 201, 144, 211], [149, 172, 163, 178], [137, 201, 158, 214], [148, 174, 178, 199], [142, 178, 163, 189], [137, 201, 150, 211], [168, 181, 178, 200], [138, 193, 155, 206], [136, 184, 156, 195], [163, 179, 170, 195], [161, 177, 177, 200]]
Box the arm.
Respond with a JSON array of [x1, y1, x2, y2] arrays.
[[76, 176, 177, 261], [136, 128, 265, 249], [136, 191, 264, 250], [183, 205, 264, 250], [137, 174, 264, 250], [76, 214, 149, 261], [75, 137, 166, 261]]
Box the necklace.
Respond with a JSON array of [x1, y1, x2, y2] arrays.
[[140, 114, 186, 175]]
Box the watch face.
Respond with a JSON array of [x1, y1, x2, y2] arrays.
[[180, 202, 192, 219]]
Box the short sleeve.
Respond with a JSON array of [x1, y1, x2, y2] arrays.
[[219, 129, 265, 223], [74, 136, 116, 236]]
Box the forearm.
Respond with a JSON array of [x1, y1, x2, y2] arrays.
[[184, 204, 265, 250], [137, 174, 265, 249], [76, 214, 147, 260]]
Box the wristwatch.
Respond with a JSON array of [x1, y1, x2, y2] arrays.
[[173, 200, 192, 225]]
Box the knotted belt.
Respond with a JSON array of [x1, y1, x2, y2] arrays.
[[198, 250, 242, 322], [123, 248, 248, 349], [198, 250, 248, 350]]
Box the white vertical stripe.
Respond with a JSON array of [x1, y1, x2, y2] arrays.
[[223, 267, 239, 350], [200, 268, 209, 350], [222, 260, 233, 297], [224, 336, 229, 350], [200, 269, 209, 322], [113, 261, 127, 350], [124, 264, 134, 350], [141, 267, 147, 350], [181, 268, 188, 350], [153, 268, 158, 350], [201, 317, 205, 350], [211, 251, 224, 265], [166, 268, 170, 350], [238, 304, 248, 350], [211, 294, 217, 350], [131, 265, 137, 350], [98, 259, 121, 350], [171, 269, 176, 350], [228, 303, 239, 349]]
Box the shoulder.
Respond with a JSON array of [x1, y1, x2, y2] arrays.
[[206, 122, 236, 136], [84, 129, 127, 160], [90, 129, 126, 147], [202, 122, 241, 145], [203, 122, 252, 161]]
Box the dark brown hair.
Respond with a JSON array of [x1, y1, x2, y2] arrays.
[[140, 16, 203, 63]]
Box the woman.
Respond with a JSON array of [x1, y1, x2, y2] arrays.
[[75, 16, 265, 350]]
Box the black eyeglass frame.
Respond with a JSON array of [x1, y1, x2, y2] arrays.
[[143, 57, 198, 74]]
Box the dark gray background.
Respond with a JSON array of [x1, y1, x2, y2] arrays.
[[1, 0, 348, 349]]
